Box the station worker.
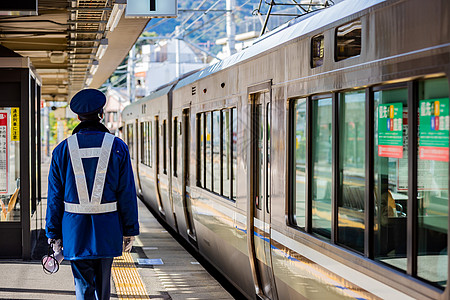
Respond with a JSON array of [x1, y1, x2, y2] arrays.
[[45, 89, 139, 300]]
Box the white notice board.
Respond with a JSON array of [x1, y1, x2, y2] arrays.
[[126, 0, 177, 18]]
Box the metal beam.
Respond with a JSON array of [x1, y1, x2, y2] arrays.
[[67, 30, 103, 34], [69, 7, 112, 11], [179, 9, 230, 12], [69, 39, 101, 42], [68, 20, 107, 24], [0, 31, 67, 35]]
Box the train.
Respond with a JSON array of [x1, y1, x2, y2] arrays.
[[122, 0, 450, 299]]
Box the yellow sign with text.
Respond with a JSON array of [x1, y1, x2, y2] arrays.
[[11, 108, 19, 141]]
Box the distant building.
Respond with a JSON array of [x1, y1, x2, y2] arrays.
[[104, 88, 129, 135], [215, 31, 258, 61], [135, 39, 208, 96]]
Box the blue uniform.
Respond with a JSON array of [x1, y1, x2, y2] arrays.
[[46, 127, 139, 260]]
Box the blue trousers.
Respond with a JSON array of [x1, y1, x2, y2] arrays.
[[70, 258, 114, 300]]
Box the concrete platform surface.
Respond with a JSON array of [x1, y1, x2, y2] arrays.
[[0, 199, 234, 300]]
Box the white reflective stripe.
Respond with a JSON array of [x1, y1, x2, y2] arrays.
[[79, 147, 102, 158], [66, 133, 116, 214], [67, 135, 90, 204], [64, 202, 117, 214], [91, 134, 114, 204]]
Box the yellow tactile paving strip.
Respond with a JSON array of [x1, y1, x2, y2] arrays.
[[112, 252, 149, 300]]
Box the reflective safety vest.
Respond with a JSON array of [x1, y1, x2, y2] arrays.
[[65, 133, 117, 214]]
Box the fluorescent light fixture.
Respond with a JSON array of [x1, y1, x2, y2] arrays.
[[86, 75, 93, 86], [106, 0, 126, 32], [90, 59, 99, 75], [96, 39, 108, 59]]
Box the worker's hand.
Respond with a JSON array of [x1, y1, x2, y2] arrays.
[[48, 238, 63, 254], [123, 236, 135, 253]]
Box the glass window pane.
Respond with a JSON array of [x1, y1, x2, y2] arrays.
[[232, 108, 237, 200], [146, 122, 149, 165], [374, 87, 408, 271], [338, 90, 365, 253], [213, 111, 221, 194], [206, 112, 212, 190], [336, 20, 361, 61], [311, 97, 333, 239], [173, 117, 178, 177], [140, 122, 146, 164], [149, 121, 152, 168], [293, 99, 307, 228], [147, 122, 150, 166], [0, 107, 20, 222], [222, 110, 230, 198], [127, 124, 133, 159], [163, 120, 167, 174], [198, 114, 204, 187], [155, 118, 159, 171], [311, 34, 324, 68], [417, 77, 449, 287]]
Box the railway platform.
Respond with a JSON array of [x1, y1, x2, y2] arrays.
[[0, 159, 234, 300]]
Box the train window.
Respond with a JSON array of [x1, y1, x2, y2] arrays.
[[222, 110, 231, 198], [126, 123, 134, 159], [417, 77, 449, 286], [148, 121, 152, 168], [335, 20, 361, 61], [338, 90, 366, 253], [173, 117, 178, 177], [311, 96, 333, 239], [311, 34, 324, 68], [197, 113, 204, 187], [163, 120, 167, 175], [232, 108, 237, 200], [213, 111, 221, 194], [155, 117, 159, 172], [140, 122, 144, 164], [373, 86, 408, 271], [140, 122, 146, 165], [197, 108, 237, 200], [206, 112, 212, 190], [292, 98, 307, 228]]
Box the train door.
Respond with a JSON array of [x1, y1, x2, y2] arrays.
[[154, 116, 164, 214], [248, 84, 277, 300], [182, 108, 196, 242]]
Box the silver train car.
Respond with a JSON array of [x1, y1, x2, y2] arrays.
[[122, 0, 450, 298]]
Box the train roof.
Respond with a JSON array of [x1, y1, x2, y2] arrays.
[[126, 68, 204, 109], [174, 0, 385, 91]]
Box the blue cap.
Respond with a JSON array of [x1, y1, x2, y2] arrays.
[[70, 89, 106, 115]]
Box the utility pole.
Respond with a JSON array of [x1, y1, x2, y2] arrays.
[[127, 44, 136, 103], [226, 0, 236, 56], [175, 26, 181, 78]]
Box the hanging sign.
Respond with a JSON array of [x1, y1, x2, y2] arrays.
[[11, 107, 19, 141], [419, 98, 449, 162], [0, 111, 8, 194], [378, 102, 404, 158], [126, 0, 177, 18]]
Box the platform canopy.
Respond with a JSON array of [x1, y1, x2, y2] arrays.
[[0, 0, 151, 103]]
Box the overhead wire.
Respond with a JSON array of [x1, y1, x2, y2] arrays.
[[188, 0, 254, 43]]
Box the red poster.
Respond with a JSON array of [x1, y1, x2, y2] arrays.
[[378, 145, 403, 158], [0, 113, 6, 126]]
